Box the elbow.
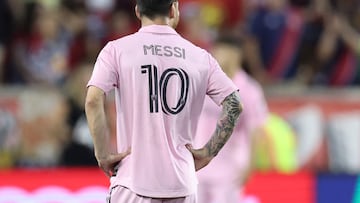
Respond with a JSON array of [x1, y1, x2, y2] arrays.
[[222, 91, 243, 119], [84, 86, 106, 118], [85, 95, 102, 113], [85, 98, 94, 114]]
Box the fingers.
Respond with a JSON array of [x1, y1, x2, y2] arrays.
[[186, 144, 208, 159], [100, 165, 111, 178], [185, 144, 214, 171], [108, 149, 132, 175], [186, 144, 202, 158], [111, 148, 131, 163], [98, 148, 131, 178], [185, 144, 194, 153]]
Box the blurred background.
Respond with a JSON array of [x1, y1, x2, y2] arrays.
[[0, 0, 360, 202]]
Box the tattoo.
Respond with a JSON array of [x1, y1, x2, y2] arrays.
[[205, 91, 242, 157]]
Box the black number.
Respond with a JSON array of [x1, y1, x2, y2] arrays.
[[141, 65, 189, 115], [141, 65, 159, 113], [159, 68, 189, 115]]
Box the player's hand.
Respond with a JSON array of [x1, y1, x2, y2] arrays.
[[97, 148, 131, 177], [186, 144, 213, 171]]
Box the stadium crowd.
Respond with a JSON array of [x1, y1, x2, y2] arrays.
[[0, 0, 360, 175]]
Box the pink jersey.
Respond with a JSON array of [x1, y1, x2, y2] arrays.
[[195, 70, 268, 184], [87, 25, 237, 198]]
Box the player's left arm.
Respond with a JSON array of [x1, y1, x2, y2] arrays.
[[205, 91, 243, 156], [85, 86, 130, 177], [187, 91, 243, 171]]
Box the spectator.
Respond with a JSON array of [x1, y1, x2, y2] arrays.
[[315, 12, 360, 86], [11, 2, 71, 86], [59, 0, 88, 70], [243, 0, 307, 85]]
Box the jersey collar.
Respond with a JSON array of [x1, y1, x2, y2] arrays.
[[138, 25, 178, 35]]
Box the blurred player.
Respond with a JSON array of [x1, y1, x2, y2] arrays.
[[194, 35, 268, 203], [85, 0, 243, 202]]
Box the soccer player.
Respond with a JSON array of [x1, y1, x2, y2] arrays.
[[85, 0, 243, 202], [194, 35, 268, 203]]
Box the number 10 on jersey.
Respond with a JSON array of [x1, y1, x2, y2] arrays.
[[141, 65, 189, 115]]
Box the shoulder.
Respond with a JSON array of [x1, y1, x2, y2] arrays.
[[235, 71, 264, 94]]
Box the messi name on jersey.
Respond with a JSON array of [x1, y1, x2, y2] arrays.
[[143, 45, 186, 59]]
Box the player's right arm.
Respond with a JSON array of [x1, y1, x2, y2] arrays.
[[85, 86, 130, 177], [187, 91, 243, 171]]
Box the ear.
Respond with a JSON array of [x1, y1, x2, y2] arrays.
[[135, 5, 141, 20], [169, 2, 176, 18], [168, 1, 180, 28]]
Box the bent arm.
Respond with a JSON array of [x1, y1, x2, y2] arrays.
[[187, 91, 243, 171], [206, 91, 243, 157], [337, 19, 360, 54], [85, 86, 111, 161]]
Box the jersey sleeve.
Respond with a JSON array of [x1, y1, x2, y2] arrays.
[[206, 54, 238, 106], [87, 42, 118, 93]]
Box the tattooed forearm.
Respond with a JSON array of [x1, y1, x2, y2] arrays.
[[205, 91, 242, 157]]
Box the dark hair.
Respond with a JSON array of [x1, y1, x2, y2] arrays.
[[215, 34, 242, 49], [136, 0, 176, 18]]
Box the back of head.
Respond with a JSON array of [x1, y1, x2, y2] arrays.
[[214, 34, 242, 49], [212, 34, 243, 75], [136, 0, 176, 18]]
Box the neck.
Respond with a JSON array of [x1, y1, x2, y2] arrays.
[[141, 16, 170, 27]]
